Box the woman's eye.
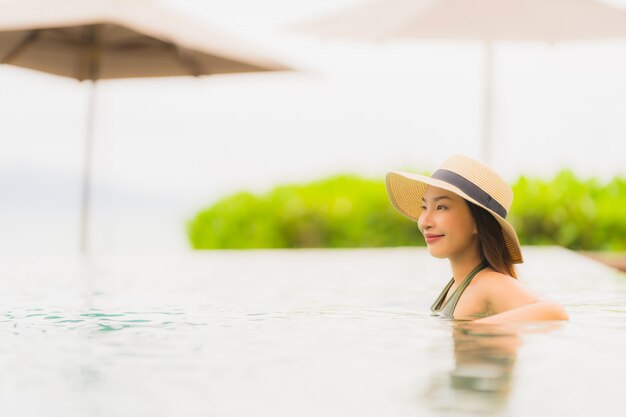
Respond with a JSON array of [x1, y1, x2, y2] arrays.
[[420, 205, 426, 211], [437, 205, 447, 210]]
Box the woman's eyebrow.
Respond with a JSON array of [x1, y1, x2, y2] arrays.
[[421, 196, 452, 202]]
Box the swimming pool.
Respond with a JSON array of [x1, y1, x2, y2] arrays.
[[1, 247, 624, 417]]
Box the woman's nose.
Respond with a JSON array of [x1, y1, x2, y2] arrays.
[[418, 209, 432, 231]]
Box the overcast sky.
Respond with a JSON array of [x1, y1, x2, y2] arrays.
[[1, 0, 625, 255]]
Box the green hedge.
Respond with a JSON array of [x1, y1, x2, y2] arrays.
[[510, 171, 626, 250], [187, 171, 626, 251]]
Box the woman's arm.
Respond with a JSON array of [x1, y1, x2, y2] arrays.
[[473, 300, 569, 324], [473, 272, 569, 324]]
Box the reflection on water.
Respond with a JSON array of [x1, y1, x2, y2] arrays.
[[450, 322, 521, 395], [424, 321, 566, 415]]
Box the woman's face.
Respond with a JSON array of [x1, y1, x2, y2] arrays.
[[417, 186, 478, 260]]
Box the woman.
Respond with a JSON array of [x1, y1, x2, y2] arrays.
[[386, 155, 568, 323]]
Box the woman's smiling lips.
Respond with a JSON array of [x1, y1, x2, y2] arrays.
[[424, 233, 444, 244]]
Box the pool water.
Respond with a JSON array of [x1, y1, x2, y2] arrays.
[[1, 247, 625, 417]]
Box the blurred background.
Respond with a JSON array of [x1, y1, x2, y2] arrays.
[[1, 0, 625, 256]]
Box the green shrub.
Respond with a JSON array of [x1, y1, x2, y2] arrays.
[[187, 171, 626, 251], [510, 171, 626, 251], [188, 175, 422, 249]]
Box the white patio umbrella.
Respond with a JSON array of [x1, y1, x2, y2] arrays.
[[0, 0, 291, 253], [294, 0, 626, 163]]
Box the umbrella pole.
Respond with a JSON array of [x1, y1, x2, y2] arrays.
[[79, 80, 97, 254], [481, 40, 493, 164]]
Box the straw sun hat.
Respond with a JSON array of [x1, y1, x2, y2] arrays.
[[386, 155, 523, 264]]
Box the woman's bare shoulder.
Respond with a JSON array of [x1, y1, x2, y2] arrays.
[[474, 269, 542, 310], [477, 269, 518, 284], [473, 269, 517, 289]]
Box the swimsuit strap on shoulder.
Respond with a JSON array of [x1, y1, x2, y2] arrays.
[[432, 261, 489, 317]]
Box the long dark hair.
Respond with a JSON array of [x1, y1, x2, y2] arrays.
[[466, 201, 517, 279]]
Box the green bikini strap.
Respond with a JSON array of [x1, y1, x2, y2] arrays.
[[444, 261, 489, 316]]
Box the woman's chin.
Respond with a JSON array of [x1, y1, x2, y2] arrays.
[[426, 246, 448, 259]]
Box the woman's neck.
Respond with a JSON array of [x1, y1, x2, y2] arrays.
[[449, 252, 484, 284]]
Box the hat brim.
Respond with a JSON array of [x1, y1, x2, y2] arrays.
[[386, 171, 523, 264]]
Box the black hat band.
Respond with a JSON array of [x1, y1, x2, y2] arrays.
[[431, 169, 508, 218]]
